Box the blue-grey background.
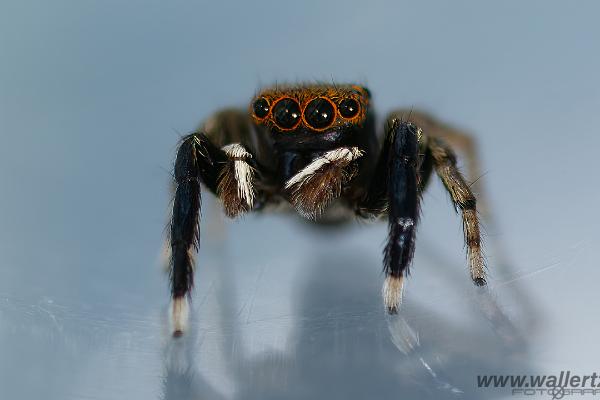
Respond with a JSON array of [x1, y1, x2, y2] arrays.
[[1, 1, 599, 399]]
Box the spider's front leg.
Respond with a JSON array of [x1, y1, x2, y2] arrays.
[[169, 132, 258, 336], [361, 120, 422, 313]]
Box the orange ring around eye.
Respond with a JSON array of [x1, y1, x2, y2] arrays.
[[271, 97, 302, 131], [302, 97, 337, 132], [252, 97, 271, 120], [338, 98, 360, 119]]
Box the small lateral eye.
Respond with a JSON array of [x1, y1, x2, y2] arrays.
[[339, 98, 360, 118], [253, 97, 270, 118], [304, 97, 335, 129], [272, 98, 301, 129]]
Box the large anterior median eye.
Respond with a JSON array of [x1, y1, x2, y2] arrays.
[[304, 97, 335, 129], [338, 98, 360, 118], [272, 98, 301, 129], [252, 97, 270, 119]]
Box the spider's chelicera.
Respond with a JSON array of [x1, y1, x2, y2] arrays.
[[168, 83, 487, 336]]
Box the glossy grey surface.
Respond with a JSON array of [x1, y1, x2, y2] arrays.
[[1, 1, 599, 399]]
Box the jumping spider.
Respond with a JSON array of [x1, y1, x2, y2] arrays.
[[168, 83, 486, 336]]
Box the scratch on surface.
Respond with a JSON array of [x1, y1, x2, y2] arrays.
[[244, 264, 267, 324], [388, 316, 463, 396], [35, 301, 63, 333], [196, 279, 216, 309], [495, 261, 561, 288], [495, 239, 588, 289]]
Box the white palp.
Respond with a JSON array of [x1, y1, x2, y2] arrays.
[[222, 144, 255, 208], [284, 147, 364, 189]]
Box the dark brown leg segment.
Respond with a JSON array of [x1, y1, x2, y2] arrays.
[[428, 137, 487, 285]]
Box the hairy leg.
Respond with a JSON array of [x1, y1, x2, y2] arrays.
[[387, 110, 481, 181], [387, 110, 488, 284], [359, 119, 423, 313], [387, 109, 495, 219], [381, 120, 422, 313], [170, 133, 224, 335], [428, 137, 487, 285], [169, 132, 260, 336]]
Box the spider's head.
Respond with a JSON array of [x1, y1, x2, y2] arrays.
[[250, 83, 371, 150]]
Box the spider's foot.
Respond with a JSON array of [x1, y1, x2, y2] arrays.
[[170, 296, 189, 337], [473, 277, 487, 286], [383, 275, 404, 314], [218, 144, 256, 218], [285, 147, 363, 219], [468, 246, 487, 287]]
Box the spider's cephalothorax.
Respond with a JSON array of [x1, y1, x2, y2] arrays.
[[168, 83, 487, 336]]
